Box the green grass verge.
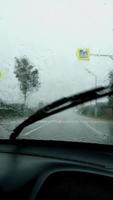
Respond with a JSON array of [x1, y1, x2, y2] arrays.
[[0, 108, 34, 119]]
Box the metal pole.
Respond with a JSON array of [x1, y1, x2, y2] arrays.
[[85, 68, 98, 117], [94, 74, 98, 117], [85, 52, 113, 116]]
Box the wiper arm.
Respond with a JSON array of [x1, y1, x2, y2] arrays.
[[9, 86, 113, 140]]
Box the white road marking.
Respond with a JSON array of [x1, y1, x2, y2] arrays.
[[23, 119, 107, 137], [82, 121, 104, 136], [23, 120, 80, 136], [24, 120, 78, 136], [24, 121, 51, 136]]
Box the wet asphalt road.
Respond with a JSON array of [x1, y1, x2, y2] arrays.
[[1, 109, 113, 144]]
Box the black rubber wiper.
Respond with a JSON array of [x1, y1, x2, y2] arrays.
[[9, 86, 113, 140]]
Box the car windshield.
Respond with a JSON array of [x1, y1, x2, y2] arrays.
[[0, 0, 113, 144]]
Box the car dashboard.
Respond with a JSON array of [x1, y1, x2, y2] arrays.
[[0, 139, 113, 199]]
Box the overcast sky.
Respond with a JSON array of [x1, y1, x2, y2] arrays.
[[0, 0, 113, 106]]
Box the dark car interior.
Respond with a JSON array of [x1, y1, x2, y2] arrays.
[[0, 139, 113, 200]]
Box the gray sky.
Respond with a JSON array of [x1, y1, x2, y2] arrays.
[[0, 0, 113, 106]]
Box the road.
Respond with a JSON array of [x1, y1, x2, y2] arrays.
[[0, 109, 113, 144]]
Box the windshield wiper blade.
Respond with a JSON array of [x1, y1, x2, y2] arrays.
[[9, 86, 113, 140]]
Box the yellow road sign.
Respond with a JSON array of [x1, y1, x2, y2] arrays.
[[0, 69, 5, 80], [76, 48, 90, 60]]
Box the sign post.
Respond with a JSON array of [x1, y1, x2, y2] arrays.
[[0, 69, 5, 80], [76, 48, 90, 61], [76, 48, 98, 117]]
